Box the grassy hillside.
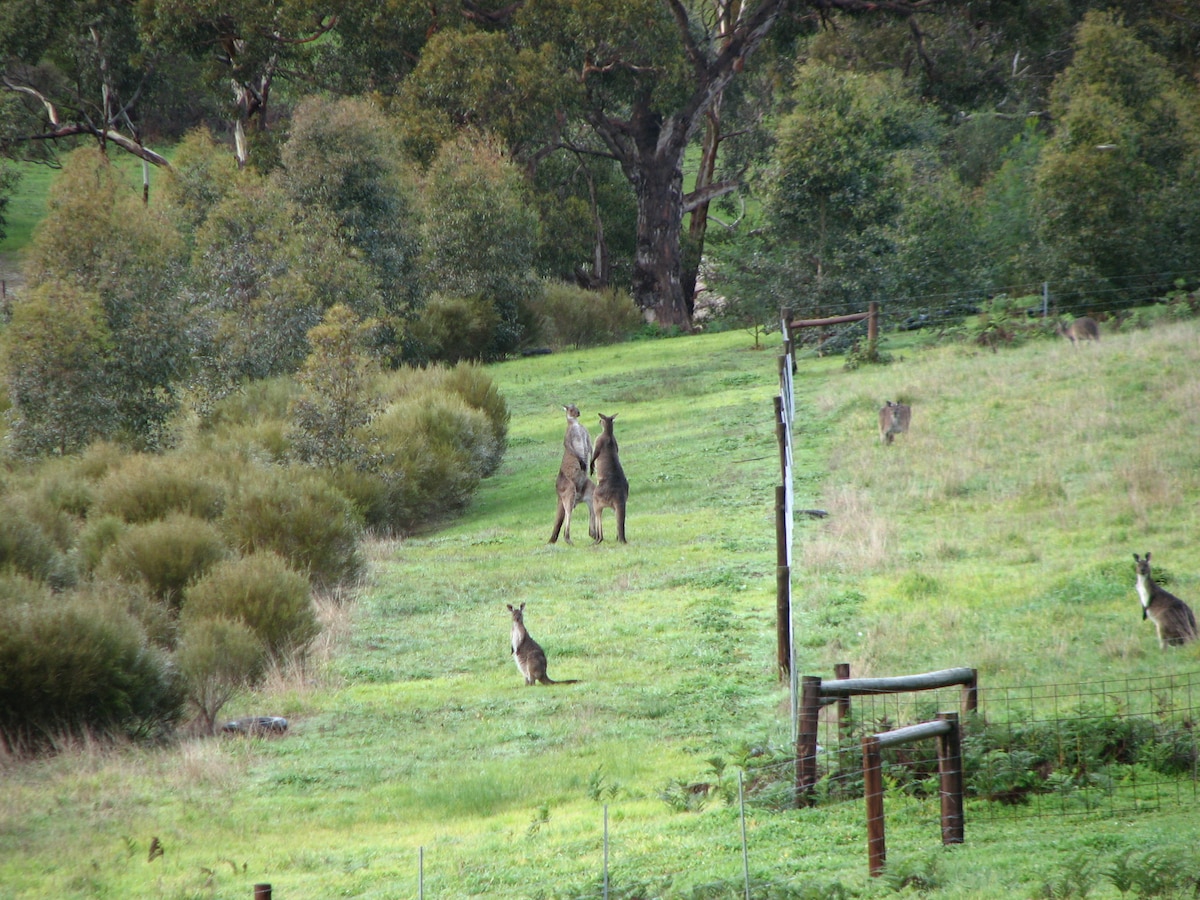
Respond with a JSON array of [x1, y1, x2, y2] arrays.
[[2, 322, 1199, 899]]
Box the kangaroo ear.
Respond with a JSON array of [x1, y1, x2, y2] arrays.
[[507, 604, 515, 612], [1133, 554, 1139, 562], [520, 602, 526, 611], [1146, 552, 1152, 562]]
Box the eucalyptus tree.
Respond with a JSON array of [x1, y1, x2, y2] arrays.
[[0, 0, 168, 168], [138, 0, 338, 168], [23, 148, 191, 449], [1033, 11, 1200, 296]]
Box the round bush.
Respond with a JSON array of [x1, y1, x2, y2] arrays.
[[94, 454, 226, 523], [352, 394, 497, 533], [220, 467, 363, 588], [76, 514, 127, 575], [100, 513, 229, 606], [530, 282, 642, 350], [0, 495, 72, 587], [182, 552, 317, 658], [0, 593, 184, 751], [428, 363, 509, 475], [176, 616, 266, 734]]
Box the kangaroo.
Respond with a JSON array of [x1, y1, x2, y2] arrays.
[[1057, 316, 1100, 345], [507, 603, 579, 685], [549, 404, 598, 544], [1133, 553, 1198, 648], [590, 412, 629, 543], [878, 401, 911, 445]]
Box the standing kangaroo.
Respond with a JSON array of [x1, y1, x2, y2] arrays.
[[878, 401, 911, 445], [590, 412, 629, 543], [1134, 553, 1198, 648], [1058, 317, 1100, 345], [549, 404, 598, 544], [507, 603, 579, 685]]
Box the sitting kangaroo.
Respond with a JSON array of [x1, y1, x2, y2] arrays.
[[590, 412, 629, 543], [1134, 552, 1198, 648], [878, 401, 911, 445], [508, 603, 578, 686], [1058, 316, 1100, 345], [549, 404, 598, 544]]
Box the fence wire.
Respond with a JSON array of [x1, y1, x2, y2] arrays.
[[778, 671, 1200, 823]]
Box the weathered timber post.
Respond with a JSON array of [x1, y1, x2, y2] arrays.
[[834, 663, 852, 733], [960, 669, 978, 717], [868, 301, 878, 345], [254, 885, 272, 900], [774, 395, 787, 481], [863, 734, 885, 877], [776, 485, 789, 681], [937, 713, 964, 845], [795, 676, 822, 806]]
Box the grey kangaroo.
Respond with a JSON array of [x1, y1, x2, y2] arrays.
[[1058, 316, 1100, 345], [590, 412, 629, 543], [508, 603, 578, 685], [1134, 552, 1198, 648], [878, 401, 911, 445], [549, 404, 598, 544]]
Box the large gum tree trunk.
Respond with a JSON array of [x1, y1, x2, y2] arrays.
[[631, 157, 691, 329]]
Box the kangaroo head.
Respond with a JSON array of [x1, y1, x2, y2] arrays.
[[597, 413, 617, 431], [1134, 552, 1152, 578], [507, 602, 526, 622], [564, 404, 581, 419]]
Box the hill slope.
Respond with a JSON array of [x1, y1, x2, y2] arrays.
[[2, 323, 1199, 898]]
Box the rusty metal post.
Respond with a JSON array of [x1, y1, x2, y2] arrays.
[[863, 735, 885, 877], [937, 713, 964, 845], [961, 669, 978, 717], [795, 676, 821, 807], [254, 885, 272, 900]]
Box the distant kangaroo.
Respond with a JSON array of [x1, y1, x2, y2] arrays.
[[507, 603, 579, 686], [590, 412, 629, 543], [1133, 552, 1198, 648], [549, 404, 597, 544], [878, 401, 911, 445], [1058, 316, 1100, 345]]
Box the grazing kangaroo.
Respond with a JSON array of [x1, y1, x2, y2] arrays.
[[590, 412, 629, 543], [1133, 553, 1198, 648], [549, 404, 598, 544], [878, 401, 911, 445], [507, 603, 579, 685], [1058, 316, 1100, 345]]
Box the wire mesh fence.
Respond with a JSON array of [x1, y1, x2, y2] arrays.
[[771, 670, 1200, 824]]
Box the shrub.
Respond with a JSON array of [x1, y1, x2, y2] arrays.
[[379, 362, 509, 477], [0, 495, 73, 587], [176, 616, 266, 734], [182, 552, 317, 658], [408, 293, 500, 364], [348, 394, 497, 533], [75, 514, 127, 575], [94, 454, 226, 523], [0, 592, 184, 751], [100, 513, 229, 606], [220, 467, 364, 588], [530, 282, 642, 350]]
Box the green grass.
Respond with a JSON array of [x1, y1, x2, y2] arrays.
[[2, 323, 1200, 898]]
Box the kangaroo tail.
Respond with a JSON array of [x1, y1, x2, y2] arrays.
[[539, 677, 580, 685]]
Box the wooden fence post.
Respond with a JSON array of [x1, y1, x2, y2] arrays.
[[960, 669, 978, 717], [868, 301, 878, 345], [863, 735, 885, 877], [795, 676, 821, 807], [937, 713, 964, 846], [253, 885, 272, 900], [834, 662, 852, 733]]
